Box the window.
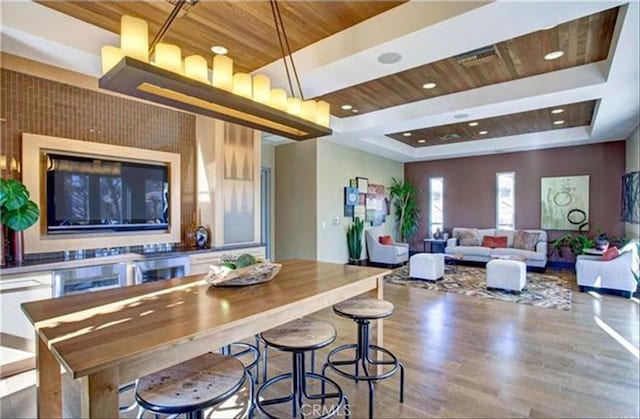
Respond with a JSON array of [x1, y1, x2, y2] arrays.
[[496, 172, 515, 229], [429, 177, 444, 237]]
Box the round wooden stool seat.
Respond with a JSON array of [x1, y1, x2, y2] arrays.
[[260, 318, 336, 352], [135, 352, 246, 415], [333, 297, 395, 319]]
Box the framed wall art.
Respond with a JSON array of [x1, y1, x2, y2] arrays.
[[541, 175, 590, 231], [356, 177, 369, 194]]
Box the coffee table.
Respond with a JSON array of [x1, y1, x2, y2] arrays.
[[489, 254, 527, 262], [444, 254, 464, 273]]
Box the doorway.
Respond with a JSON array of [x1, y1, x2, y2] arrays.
[[261, 167, 271, 259]]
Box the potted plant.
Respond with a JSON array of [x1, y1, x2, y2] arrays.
[[550, 232, 595, 258], [388, 178, 420, 243], [346, 216, 364, 264], [0, 179, 40, 264]]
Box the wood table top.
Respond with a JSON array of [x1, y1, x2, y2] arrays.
[[21, 259, 389, 379]]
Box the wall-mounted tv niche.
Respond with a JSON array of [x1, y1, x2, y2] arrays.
[[22, 133, 181, 254]]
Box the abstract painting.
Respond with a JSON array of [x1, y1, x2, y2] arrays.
[[621, 171, 639, 224], [541, 175, 590, 231]]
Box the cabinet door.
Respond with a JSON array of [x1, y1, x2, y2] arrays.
[[1, 272, 53, 342]]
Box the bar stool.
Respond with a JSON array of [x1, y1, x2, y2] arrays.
[[259, 333, 317, 383], [257, 319, 349, 419], [322, 297, 404, 419], [135, 352, 248, 419]]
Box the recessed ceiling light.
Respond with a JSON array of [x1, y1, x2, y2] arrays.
[[377, 52, 402, 64], [551, 108, 565, 114], [402, 132, 412, 137], [211, 46, 228, 55], [553, 120, 565, 125], [418, 139, 426, 143], [351, 109, 359, 113], [468, 121, 479, 127], [422, 82, 437, 89], [478, 130, 489, 135], [544, 50, 564, 60], [341, 105, 353, 110], [454, 113, 470, 119]]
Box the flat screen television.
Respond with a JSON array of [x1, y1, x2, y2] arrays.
[[46, 153, 170, 234]]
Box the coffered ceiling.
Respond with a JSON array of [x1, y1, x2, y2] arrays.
[[36, 0, 404, 73], [1, 1, 638, 162], [387, 101, 597, 147]]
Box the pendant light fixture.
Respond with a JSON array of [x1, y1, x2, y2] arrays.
[[98, 0, 332, 140]]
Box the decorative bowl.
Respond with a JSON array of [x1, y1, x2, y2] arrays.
[[204, 262, 282, 287]]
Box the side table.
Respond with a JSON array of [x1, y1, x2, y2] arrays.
[[423, 239, 447, 253]]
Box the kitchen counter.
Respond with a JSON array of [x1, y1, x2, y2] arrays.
[[0, 243, 266, 276]]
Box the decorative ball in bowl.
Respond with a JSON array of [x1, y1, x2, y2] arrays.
[[204, 253, 281, 287]]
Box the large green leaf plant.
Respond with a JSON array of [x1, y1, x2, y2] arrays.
[[0, 179, 40, 231], [388, 178, 420, 242], [346, 216, 364, 262]]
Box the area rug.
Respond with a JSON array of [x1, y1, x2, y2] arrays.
[[384, 265, 574, 311]]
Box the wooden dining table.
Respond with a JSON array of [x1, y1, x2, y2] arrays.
[[21, 259, 390, 418]]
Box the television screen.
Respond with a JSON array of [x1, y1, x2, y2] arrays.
[[46, 154, 169, 233]]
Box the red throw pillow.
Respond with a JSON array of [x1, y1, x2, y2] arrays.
[[482, 235, 508, 249], [379, 235, 394, 245], [601, 247, 619, 261]]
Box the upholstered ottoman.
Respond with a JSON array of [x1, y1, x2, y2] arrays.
[[486, 259, 527, 293], [409, 253, 444, 281]]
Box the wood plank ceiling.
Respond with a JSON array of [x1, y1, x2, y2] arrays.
[[37, 0, 404, 73], [319, 7, 618, 118], [387, 100, 597, 147]]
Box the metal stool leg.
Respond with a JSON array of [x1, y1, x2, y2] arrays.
[[254, 335, 261, 383], [262, 341, 269, 383], [399, 361, 405, 402], [324, 318, 404, 419], [258, 350, 346, 419]]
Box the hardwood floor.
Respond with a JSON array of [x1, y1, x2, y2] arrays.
[[2, 278, 638, 418]]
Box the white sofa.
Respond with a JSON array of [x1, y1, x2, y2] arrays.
[[445, 227, 547, 269], [365, 229, 409, 266], [576, 241, 639, 298]]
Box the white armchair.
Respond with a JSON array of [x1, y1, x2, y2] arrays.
[[576, 241, 639, 298], [365, 229, 409, 266]]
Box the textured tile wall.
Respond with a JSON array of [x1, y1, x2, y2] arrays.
[[0, 69, 196, 239]]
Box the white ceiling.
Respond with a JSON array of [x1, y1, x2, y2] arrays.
[[1, 0, 639, 162]]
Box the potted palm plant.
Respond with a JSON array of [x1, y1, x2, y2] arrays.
[[0, 179, 40, 264], [388, 178, 420, 243], [346, 216, 364, 264]]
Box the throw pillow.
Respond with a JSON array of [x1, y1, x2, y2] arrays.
[[458, 229, 481, 246], [601, 246, 620, 261], [482, 235, 508, 249], [513, 230, 540, 251], [495, 229, 516, 247], [379, 235, 393, 245]]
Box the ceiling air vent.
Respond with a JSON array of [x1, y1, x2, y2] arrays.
[[164, 0, 198, 16], [439, 133, 461, 141], [453, 45, 498, 67]]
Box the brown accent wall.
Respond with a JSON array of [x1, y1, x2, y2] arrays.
[[405, 141, 626, 256], [0, 69, 196, 239]]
